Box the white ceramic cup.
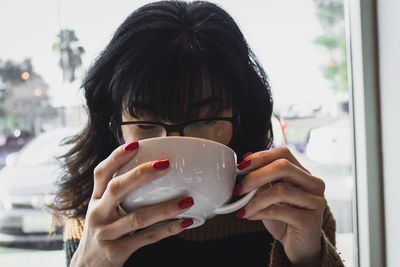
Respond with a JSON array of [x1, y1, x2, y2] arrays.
[[118, 136, 257, 228]]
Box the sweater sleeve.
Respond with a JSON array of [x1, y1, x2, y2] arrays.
[[269, 205, 345, 267], [63, 218, 84, 267]]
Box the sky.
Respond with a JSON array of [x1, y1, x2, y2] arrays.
[[0, 0, 333, 109]]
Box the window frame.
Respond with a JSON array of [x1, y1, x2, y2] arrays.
[[345, 0, 385, 266]]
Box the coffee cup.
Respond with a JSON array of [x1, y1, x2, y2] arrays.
[[118, 136, 257, 228]]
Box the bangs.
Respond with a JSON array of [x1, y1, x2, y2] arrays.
[[111, 32, 238, 122]]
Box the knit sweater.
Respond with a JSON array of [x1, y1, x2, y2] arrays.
[[64, 206, 344, 266]]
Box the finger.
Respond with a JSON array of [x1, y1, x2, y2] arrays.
[[241, 182, 327, 219], [95, 218, 192, 265], [238, 147, 310, 174], [114, 218, 193, 256], [239, 158, 325, 196], [100, 159, 170, 210], [92, 141, 139, 199], [96, 196, 194, 240], [246, 203, 322, 231]]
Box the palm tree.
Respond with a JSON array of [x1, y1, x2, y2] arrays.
[[53, 29, 85, 83]]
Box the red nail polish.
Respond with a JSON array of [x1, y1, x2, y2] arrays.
[[243, 152, 253, 159], [178, 197, 194, 209], [153, 159, 169, 170], [234, 183, 243, 196], [237, 158, 251, 170], [124, 141, 139, 152], [237, 208, 245, 219], [181, 218, 193, 228]]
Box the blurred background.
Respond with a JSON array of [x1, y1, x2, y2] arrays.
[[0, 0, 356, 266]]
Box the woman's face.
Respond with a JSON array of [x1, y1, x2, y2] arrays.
[[119, 105, 233, 145]]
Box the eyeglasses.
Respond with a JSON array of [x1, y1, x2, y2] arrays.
[[109, 117, 235, 145]]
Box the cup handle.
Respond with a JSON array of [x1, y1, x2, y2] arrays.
[[214, 188, 258, 214], [214, 168, 257, 215]]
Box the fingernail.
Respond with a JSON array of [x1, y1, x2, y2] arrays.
[[178, 197, 194, 209], [153, 159, 169, 170], [181, 218, 193, 228], [124, 141, 139, 152], [243, 152, 253, 159], [233, 183, 243, 196], [237, 208, 246, 219], [237, 158, 251, 170]]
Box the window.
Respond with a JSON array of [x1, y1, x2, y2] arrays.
[[0, 1, 367, 266]]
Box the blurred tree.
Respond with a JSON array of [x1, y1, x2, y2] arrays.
[[53, 29, 85, 83], [0, 58, 33, 134], [313, 0, 348, 91], [0, 58, 57, 137], [0, 58, 35, 92]]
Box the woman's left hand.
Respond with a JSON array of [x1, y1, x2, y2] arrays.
[[235, 147, 326, 267]]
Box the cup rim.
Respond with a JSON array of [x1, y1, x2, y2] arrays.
[[138, 136, 236, 155]]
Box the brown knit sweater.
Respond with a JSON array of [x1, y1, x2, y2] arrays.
[[64, 206, 344, 266]]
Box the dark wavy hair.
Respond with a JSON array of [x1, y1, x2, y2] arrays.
[[53, 0, 273, 218]]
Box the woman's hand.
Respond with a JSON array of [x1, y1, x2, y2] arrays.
[[70, 142, 194, 267], [235, 147, 326, 267]]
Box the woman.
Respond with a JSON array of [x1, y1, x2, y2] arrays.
[[55, 1, 343, 266]]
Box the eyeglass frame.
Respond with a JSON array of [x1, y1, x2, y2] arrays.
[[108, 116, 237, 143]]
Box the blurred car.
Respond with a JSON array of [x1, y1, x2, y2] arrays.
[[0, 131, 33, 169], [305, 119, 352, 165], [282, 103, 322, 119], [0, 127, 76, 249], [3, 130, 33, 148]]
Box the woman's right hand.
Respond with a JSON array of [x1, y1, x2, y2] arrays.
[[70, 141, 194, 267]]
